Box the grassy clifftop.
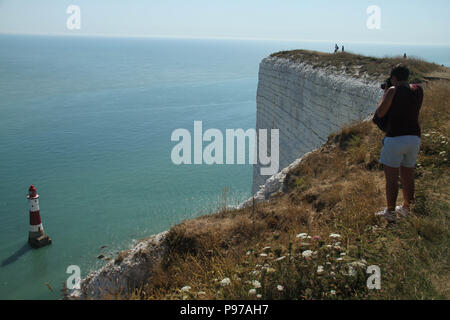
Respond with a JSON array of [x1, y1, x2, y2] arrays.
[[270, 49, 448, 83], [112, 55, 449, 300]]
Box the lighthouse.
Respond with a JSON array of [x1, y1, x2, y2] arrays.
[[27, 185, 51, 248]]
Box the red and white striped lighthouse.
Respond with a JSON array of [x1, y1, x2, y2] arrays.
[[27, 185, 51, 248]]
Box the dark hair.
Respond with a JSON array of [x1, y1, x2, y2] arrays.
[[390, 64, 410, 81]]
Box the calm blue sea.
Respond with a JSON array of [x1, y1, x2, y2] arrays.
[[0, 34, 449, 299]]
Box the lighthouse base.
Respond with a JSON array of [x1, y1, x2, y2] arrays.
[[29, 234, 52, 249]]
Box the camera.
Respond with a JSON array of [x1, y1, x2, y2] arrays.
[[381, 77, 393, 90]]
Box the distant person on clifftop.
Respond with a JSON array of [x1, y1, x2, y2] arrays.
[[374, 64, 424, 222], [342, 45, 345, 53], [334, 44, 339, 53]]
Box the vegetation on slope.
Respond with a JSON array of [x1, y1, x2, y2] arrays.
[[112, 79, 449, 301]]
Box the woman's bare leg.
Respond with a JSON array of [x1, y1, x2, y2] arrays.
[[400, 166, 415, 209], [384, 165, 399, 211]]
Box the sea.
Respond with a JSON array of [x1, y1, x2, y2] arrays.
[[0, 34, 449, 299]]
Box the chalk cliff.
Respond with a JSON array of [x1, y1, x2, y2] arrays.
[[69, 231, 168, 299], [252, 55, 383, 194]]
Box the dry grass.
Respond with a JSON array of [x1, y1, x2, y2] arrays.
[[117, 80, 449, 300], [270, 49, 448, 83]]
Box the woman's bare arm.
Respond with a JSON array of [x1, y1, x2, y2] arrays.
[[376, 87, 396, 118]]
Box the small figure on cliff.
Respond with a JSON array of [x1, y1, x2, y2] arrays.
[[374, 64, 424, 222], [342, 45, 345, 53], [403, 53, 407, 61], [334, 44, 339, 53]]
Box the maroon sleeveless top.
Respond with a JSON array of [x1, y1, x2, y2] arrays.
[[385, 84, 423, 138]]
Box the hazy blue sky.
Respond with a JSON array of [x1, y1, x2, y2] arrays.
[[0, 0, 449, 45]]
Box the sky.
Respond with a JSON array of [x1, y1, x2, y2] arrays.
[[0, 0, 449, 45]]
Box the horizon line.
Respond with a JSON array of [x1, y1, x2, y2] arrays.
[[1, 31, 450, 47]]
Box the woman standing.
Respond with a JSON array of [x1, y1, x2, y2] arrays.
[[375, 65, 424, 222]]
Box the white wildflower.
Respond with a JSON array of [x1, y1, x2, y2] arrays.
[[277, 285, 284, 292], [181, 286, 191, 292], [260, 253, 268, 257], [330, 290, 336, 295], [275, 256, 286, 262], [252, 280, 261, 288], [220, 278, 231, 287], [302, 250, 313, 258], [256, 294, 262, 299], [329, 233, 341, 239], [317, 265, 324, 274], [296, 233, 311, 239], [248, 289, 256, 295]]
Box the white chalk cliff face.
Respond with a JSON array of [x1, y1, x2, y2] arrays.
[[69, 231, 168, 299], [252, 56, 383, 195]]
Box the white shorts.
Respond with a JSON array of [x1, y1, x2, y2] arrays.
[[379, 135, 421, 168]]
